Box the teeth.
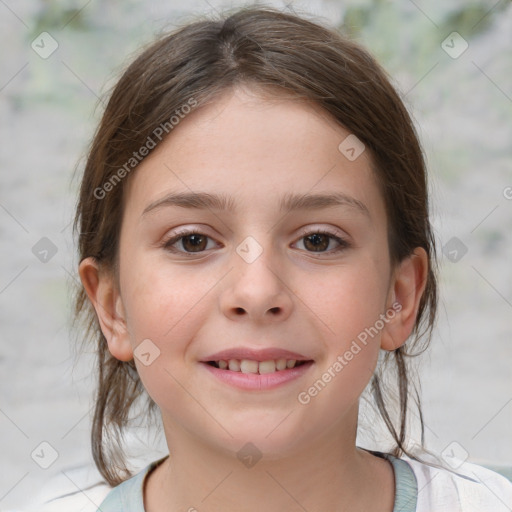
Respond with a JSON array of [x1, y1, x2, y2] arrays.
[[215, 358, 306, 373], [258, 360, 276, 374], [228, 359, 240, 372], [240, 360, 259, 374], [276, 358, 287, 371]]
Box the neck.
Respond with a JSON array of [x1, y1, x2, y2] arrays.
[[144, 413, 395, 512]]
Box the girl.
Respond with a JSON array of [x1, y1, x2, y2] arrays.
[[69, 5, 511, 512]]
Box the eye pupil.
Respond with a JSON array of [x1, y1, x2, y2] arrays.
[[183, 234, 207, 252], [304, 233, 329, 252]]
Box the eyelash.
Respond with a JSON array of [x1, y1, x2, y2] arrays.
[[161, 228, 350, 257]]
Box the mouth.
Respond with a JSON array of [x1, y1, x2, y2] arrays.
[[203, 358, 312, 374], [201, 358, 315, 391]]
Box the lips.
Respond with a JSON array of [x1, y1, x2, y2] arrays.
[[201, 357, 314, 390], [201, 347, 312, 363]]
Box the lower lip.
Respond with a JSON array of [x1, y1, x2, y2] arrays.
[[200, 361, 314, 390]]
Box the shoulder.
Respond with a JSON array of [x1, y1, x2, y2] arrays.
[[24, 463, 111, 512], [402, 454, 512, 511], [34, 483, 112, 512], [30, 457, 166, 512], [27, 463, 112, 512], [94, 456, 168, 512], [94, 468, 148, 511], [34, 470, 144, 512]]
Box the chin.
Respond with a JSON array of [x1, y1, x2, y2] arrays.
[[208, 420, 310, 462]]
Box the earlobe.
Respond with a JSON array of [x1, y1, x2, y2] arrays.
[[78, 257, 134, 362], [380, 248, 428, 351]]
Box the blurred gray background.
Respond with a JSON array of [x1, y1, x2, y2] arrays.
[[1, 0, 511, 510]]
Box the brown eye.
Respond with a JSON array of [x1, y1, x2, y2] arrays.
[[295, 229, 349, 254], [180, 234, 208, 252], [303, 233, 330, 252], [163, 231, 215, 254]]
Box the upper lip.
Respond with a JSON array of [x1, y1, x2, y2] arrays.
[[201, 347, 313, 362]]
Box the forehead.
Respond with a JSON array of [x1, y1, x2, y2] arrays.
[[122, 85, 385, 224]]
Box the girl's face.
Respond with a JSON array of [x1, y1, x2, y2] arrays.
[[85, 85, 420, 458]]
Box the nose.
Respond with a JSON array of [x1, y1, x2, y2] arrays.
[[220, 239, 294, 323]]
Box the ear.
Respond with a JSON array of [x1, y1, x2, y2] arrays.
[[78, 257, 134, 361], [381, 247, 429, 351]]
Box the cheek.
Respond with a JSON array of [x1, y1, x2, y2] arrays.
[[308, 259, 389, 398], [119, 258, 215, 396], [117, 235, 242, 412], [318, 260, 389, 341], [121, 253, 213, 342]]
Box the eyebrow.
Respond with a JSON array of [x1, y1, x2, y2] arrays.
[[141, 191, 370, 218]]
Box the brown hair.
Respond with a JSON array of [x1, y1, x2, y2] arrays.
[[72, 5, 438, 486]]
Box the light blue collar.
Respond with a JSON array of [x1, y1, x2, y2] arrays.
[[97, 451, 418, 511]]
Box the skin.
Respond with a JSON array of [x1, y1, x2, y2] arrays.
[[79, 84, 428, 512]]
